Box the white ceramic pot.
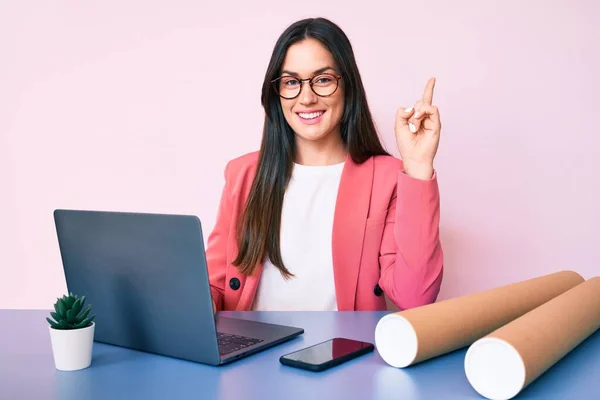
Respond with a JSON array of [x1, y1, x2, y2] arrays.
[[49, 322, 95, 371]]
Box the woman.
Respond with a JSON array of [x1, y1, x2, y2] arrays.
[[206, 17, 443, 312]]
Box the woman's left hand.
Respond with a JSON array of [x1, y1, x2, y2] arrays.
[[394, 77, 441, 180]]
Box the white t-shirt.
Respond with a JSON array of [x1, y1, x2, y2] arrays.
[[252, 161, 345, 311]]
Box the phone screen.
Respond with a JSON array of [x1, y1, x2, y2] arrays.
[[281, 338, 373, 366]]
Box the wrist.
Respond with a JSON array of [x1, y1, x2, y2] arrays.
[[403, 161, 434, 180]]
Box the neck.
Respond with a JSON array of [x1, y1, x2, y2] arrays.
[[294, 130, 347, 166]]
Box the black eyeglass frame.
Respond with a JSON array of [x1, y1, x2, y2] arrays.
[[271, 73, 343, 100]]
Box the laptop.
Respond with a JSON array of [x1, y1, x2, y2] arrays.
[[53, 209, 304, 366]]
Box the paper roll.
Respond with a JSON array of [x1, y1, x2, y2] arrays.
[[374, 270, 584, 368], [464, 276, 600, 400]]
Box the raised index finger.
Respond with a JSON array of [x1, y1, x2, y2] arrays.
[[422, 77, 436, 105]]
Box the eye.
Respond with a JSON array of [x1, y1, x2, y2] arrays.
[[281, 77, 300, 87], [313, 75, 334, 85]]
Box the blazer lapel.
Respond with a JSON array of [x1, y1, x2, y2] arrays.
[[332, 155, 374, 310]]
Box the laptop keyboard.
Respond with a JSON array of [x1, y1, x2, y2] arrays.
[[217, 332, 263, 356]]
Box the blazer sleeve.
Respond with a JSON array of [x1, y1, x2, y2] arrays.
[[377, 169, 444, 310], [205, 161, 234, 311]]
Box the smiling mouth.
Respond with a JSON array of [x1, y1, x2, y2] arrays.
[[297, 111, 325, 120]]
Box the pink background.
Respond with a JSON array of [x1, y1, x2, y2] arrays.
[[1, 1, 598, 309]]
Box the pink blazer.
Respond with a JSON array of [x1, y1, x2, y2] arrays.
[[206, 151, 443, 311]]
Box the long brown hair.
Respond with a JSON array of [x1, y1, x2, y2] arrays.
[[232, 17, 389, 277]]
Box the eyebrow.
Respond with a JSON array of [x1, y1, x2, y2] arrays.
[[280, 66, 336, 76]]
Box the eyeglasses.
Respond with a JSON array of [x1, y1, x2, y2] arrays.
[[271, 73, 342, 99]]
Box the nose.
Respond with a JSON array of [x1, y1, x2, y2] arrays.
[[298, 81, 318, 105]]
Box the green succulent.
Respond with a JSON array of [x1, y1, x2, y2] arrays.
[[47, 293, 95, 330]]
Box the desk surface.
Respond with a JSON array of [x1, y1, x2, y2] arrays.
[[1, 310, 598, 399]]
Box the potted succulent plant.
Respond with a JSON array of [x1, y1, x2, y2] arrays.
[[47, 293, 96, 371]]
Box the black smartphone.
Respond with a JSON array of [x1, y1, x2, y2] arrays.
[[279, 337, 375, 372]]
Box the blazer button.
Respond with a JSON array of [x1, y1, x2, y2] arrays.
[[373, 284, 383, 297], [229, 277, 241, 291]]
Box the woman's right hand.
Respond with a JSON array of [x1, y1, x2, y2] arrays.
[[213, 299, 216, 314]]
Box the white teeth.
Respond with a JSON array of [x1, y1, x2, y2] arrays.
[[298, 111, 324, 119]]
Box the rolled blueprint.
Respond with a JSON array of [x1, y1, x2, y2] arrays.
[[464, 276, 600, 400], [374, 270, 584, 368]]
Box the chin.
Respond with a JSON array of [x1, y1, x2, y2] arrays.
[[292, 126, 332, 142], [295, 133, 329, 142]]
